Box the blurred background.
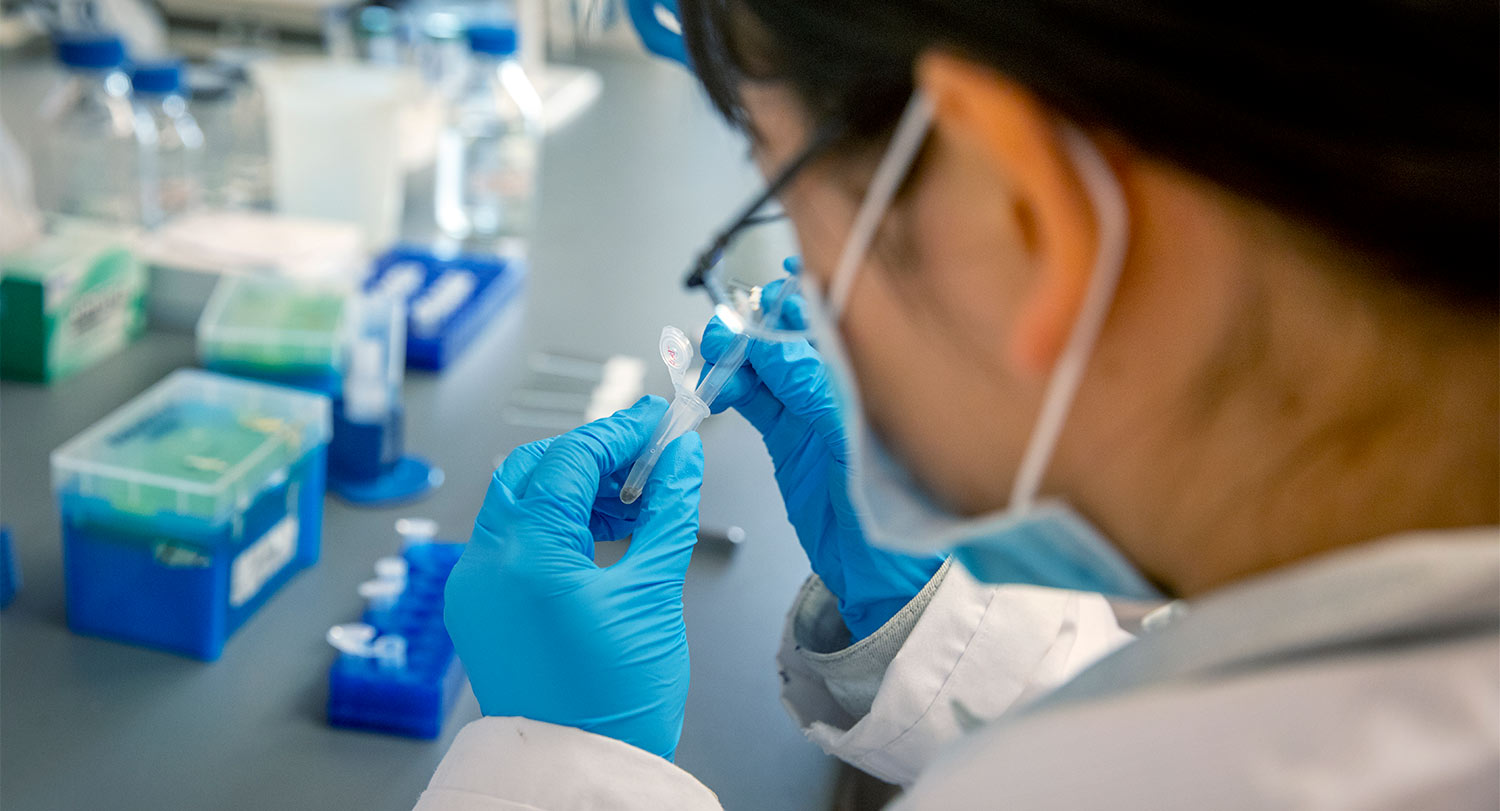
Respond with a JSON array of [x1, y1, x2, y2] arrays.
[[0, 1, 845, 808]]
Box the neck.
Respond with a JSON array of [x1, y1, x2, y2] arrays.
[[1176, 288, 1495, 595], [1064, 177, 1498, 597]]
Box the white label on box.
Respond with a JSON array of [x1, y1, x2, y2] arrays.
[[230, 516, 298, 607]]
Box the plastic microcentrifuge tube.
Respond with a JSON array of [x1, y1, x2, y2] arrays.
[[375, 261, 427, 301], [619, 327, 708, 504], [327, 622, 377, 656], [325, 622, 408, 670], [620, 279, 800, 504], [343, 337, 392, 423], [373, 554, 409, 584], [371, 634, 407, 670], [395, 517, 437, 548], [411, 270, 476, 335], [359, 553, 409, 606], [358, 577, 405, 611], [699, 525, 747, 545]]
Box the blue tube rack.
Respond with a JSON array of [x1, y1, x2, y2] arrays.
[[0, 525, 17, 609], [327, 541, 466, 739], [367, 246, 525, 371]]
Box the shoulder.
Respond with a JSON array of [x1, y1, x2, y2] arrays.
[[896, 632, 1499, 810]]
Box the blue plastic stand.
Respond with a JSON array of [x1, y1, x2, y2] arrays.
[[327, 541, 467, 739], [367, 246, 525, 371], [328, 457, 444, 505], [326, 400, 443, 505], [0, 526, 18, 609]]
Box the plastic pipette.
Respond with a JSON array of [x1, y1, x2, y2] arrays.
[[620, 278, 799, 504]]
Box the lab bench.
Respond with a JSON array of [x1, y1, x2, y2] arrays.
[[0, 55, 838, 811]]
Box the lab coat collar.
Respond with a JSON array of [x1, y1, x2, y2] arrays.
[[1018, 527, 1500, 715]]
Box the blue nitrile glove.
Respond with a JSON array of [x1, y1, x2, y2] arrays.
[[699, 276, 946, 641], [624, 0, 688, 66], [444, 396, 704, 761]]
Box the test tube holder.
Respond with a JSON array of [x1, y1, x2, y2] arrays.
[[0, 526, 17, 609], [326, 541, 467, 739], [367, 246, 526, 371]]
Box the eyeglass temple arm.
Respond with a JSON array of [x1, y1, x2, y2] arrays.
[[683, 124, 846, 289]]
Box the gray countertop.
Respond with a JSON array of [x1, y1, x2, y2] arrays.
[[0, 53, 838, 811]]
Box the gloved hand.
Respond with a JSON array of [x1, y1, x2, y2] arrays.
[[444, 396, 704, 761], [700, 277, 945, 641]]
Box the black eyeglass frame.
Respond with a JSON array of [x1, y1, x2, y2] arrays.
[[682, 124, 847, 291]]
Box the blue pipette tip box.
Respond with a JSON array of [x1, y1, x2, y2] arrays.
[[367, 246, 525, 372], [327, 541, 467, 739], [50, 370, 331, 660], [0, 526, 18, 609]]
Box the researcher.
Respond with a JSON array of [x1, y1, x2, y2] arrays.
[[416, 0, 1498, 807]]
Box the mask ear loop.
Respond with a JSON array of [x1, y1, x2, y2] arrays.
[[819, 90, 1128, 520], [1007, 126, 1130, 514], [825, 93, 936, 319]]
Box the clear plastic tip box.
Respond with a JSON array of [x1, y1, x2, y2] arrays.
[[51, 369, 332, 660], [327, 541, 466, 739]]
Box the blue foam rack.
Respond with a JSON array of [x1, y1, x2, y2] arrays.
[[327, 541, 467, 739], [0, 525, 17, 609], [367, 246, 525, 372]]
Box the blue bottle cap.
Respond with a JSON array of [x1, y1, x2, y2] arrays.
[[54, 32, 127, 70], [466, 24, 518, 57], [131, 60, 185, 95]]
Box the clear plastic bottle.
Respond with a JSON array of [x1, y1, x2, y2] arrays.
[[353, 4, 408, 65], [36, 32, 159, 225], [131, 60, 205, 220], [209, 47, 274, 209], [433, 23, 542, 241]]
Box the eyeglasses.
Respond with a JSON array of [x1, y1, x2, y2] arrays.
[[681, 124, 845, 341]]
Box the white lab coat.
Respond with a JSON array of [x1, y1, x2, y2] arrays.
[[413, 527, 1499, 810]]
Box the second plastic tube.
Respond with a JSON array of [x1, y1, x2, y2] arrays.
[[618, 393, 710, 504]]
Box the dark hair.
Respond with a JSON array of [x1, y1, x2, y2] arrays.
[[679, 0, 1499, 307]]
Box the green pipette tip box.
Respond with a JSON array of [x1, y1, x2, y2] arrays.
[[0, 223, 146, 383], [196, 276, 351, 380]]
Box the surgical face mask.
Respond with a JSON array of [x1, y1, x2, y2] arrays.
[[801, 92, 1164, 601]]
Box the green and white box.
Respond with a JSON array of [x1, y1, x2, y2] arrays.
[[1, 223, 146, 383]]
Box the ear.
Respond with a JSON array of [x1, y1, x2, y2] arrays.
[[917, 52, 1100, 376]]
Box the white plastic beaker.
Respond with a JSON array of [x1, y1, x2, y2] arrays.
[[252, 59, 419, 249]]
